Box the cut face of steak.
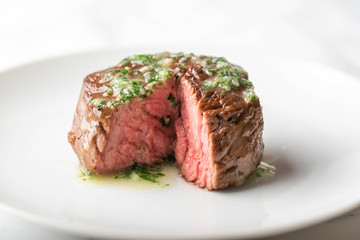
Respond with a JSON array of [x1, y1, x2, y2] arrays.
[[68, 52, 264, 190]]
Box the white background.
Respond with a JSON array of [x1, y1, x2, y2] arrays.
[[0, 0, 359, 239]]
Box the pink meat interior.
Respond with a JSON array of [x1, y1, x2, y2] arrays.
[[97, 79, 179, 173], [98, 77, 214, 188], [175, 79, 213, 188]]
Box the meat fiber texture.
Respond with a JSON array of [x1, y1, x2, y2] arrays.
[[68, 52, 264, 190]]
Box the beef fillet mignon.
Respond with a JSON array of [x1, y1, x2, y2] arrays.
[[68, 52, 264, 190]]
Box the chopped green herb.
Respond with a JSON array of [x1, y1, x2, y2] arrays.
[[167, 93, 178, 107], [247, 162, 276, 182], [149, 74, 159, 83], [107, 69, 120, 74], [167, 93, 176, 101], [214, 57, 226, 63], [139, 173, 163, 182], [80, 168, 94, 181], [134, 70, 141, 75], [120, 93, 135, 103], [97, 99, 106, 109], [217, 65, 230, 77], [132, 54, 156, 65], [120, 171, 133, 179], [121, 66, 130, 75], [203, 80, 215, 90], [203, 66, 214, 75], [107, 100, 120, 108], [159, 116, 171, 127], [132, 81, 140, 95], [130, 163, 166, 183], [159, 69, 173, 79], [250, 95, 258, 101], [240, 78, 253, 88], [114, 175, 120, 179]]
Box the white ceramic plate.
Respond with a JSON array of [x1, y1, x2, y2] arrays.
[[0, 48, 359, 239]]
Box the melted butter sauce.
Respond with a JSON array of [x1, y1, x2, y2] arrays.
[[76, 163, 180, 190], [76, 162, 275, 190]]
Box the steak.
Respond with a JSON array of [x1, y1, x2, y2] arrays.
[[68, 52, 264, 190]]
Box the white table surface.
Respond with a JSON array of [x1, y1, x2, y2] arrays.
[[1, 0, 359, 239]]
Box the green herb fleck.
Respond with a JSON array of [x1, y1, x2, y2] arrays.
[[167, 93, 178, 107], [97, 99, 106, 109], [159, 69, 173, 80], [217, 65, 230, 77], [130, 163, 166, 183], [247, 162, 276, 182], [159, 116, 171, 127], [80, 168, 94, 181], [132, 81, 140, 95], [107, 69, 121, 74], [213, 57, 226, 63], [250, 95, 258, 101], [133, 54, 156, 65], [203, 81, 215, 90], [107, 100, 120, 108], [121, 66, 131, 75], [203, 66, 214, 75], [149, 74, 159, 83], [119, 92, 135, 103]]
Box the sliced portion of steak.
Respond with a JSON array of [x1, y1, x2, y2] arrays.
[[68, 70, 178, 173], [174, 63, 264, 190], [68, 52, 264, 190]]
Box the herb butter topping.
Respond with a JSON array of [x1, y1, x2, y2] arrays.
[[89, 52, 257, 110]]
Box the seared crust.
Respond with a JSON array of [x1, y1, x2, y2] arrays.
[[68, 80, 108, 172]]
